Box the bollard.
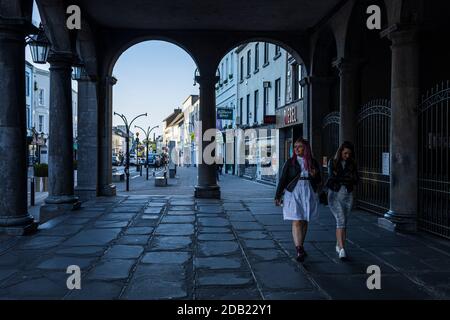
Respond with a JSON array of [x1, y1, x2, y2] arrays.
[[30, 177, 35, 206], [140, 164, 143, 176]]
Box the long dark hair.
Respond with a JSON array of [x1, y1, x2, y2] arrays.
[[332, 141, 357, 171], [291, 138, 313, 172]]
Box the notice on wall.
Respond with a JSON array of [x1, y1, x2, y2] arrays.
[[382, 152, 390, 175]]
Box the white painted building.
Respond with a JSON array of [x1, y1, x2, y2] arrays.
[[181, 95, 199, 166], [234, 42, 288, 184], [25, 60, 79, 164]]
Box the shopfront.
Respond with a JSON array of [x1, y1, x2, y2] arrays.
[[276, 100, 304, 177]]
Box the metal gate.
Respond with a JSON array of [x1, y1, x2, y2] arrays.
[[355, 99, 391, 215], [322, 112, 340, 178], [419, 81, 450, 239]]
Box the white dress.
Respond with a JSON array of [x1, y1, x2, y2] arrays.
[[282, 157, 319, 221]]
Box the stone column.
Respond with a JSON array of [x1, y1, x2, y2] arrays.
[[0, 21, 37, 235], [98, 76, 116, 196], [380, 27, 419, 232], [308, 76, 335, 160], [43, 53, 80, 214], [336, 59, 360, 145], [75, 74, 98, 201], [194, 71, 220, 199]]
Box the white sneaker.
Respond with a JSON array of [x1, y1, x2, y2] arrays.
[[339, 248, 347, 260], [336, 245, 340, 254]]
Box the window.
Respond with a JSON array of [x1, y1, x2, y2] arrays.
[[230, 52, 234, 77], [274, 45, 281, 58], [287, 66, 292, 102], [38, 115, 44, 132], [26, 106, 31, 129], [25, 72, 30, 97], [275, 78, 281, 109], [263, 87, 269, 117], [254, 43, 259, 71], [240, 57, 244, 81], [263, 43, 269, 65], [239, 98, 243, 124], [39, 89, 45, 106], [254, 90, 259, 123], [225, 58, 229, 79], [246, 94, 250, 125], [221, 63, 224, 82], [298, 64, 304, 99], [246, 50, 251, 77]]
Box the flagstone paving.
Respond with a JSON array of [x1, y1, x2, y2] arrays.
[[0, 168, 450, 300]]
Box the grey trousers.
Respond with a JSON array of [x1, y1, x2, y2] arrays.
[[328, 186, 353, 229]]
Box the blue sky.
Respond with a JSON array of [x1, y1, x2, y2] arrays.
[[112, 41, 198, 138], [28, 1, 199, 138]]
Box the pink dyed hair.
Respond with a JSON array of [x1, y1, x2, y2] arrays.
[[291, 138, 312, 172]]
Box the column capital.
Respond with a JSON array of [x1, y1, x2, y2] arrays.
[[77, 73, 98, 83], [195, 74, 220, 86], [105, 76, 118, 86], [47, 51, 76, 67], [390, 28, 419, 48], [305, 75, 335, 85], [332, 58, 361, 74], [0, 17, 36, 35]]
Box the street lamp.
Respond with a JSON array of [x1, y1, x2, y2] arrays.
[[135, 125, 159, 180], [113, 112, 147, 191], [72, 60, 87, 81], [26, 23, 51, 64]]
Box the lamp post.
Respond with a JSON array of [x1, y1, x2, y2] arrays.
[[135, 125, 159, 180], [113, 112, 147, 191]]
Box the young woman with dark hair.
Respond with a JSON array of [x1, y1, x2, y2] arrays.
[[275, 138, 322, 262], [326, 141, 359, 260]]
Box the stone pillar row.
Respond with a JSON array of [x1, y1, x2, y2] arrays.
[[380, 27, 419, 231], [0, 20, 37, 235], [75, 74, 99, 201], [194, 69, 220, 199]]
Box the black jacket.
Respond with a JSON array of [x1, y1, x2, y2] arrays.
[[326, 159, 359, 193], [275, 157, 322, 200]]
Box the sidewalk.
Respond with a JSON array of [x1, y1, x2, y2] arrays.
[[0, 166, 449, 299]]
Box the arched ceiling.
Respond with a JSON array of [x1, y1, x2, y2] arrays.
[[73, 0, 343, 31]]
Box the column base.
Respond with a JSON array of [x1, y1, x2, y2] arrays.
[[0, 214, 38, 236], [75, 187, 97, 202], [195, 185, 221, 199], [378, 210, 417, 233], [41, 195, 81, 224], [99, 184, 116, 197]]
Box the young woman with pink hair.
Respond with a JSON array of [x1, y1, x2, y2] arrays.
[[275, 138, 322, 262]]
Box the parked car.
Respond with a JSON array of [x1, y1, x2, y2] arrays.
[[147, 153, 156, 166], [128, 154, 137, 166], [112, 154, 120, 166]]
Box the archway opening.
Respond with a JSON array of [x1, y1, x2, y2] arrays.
[[345, 0, 392, 215], [213, 40, 306, 199], [110, 40, 199, 194]]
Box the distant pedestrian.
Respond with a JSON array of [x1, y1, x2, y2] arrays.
[[274, 138, 321, 262], [326, 141, 359, 260]]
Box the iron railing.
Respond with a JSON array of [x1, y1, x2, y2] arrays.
[[322, 112, 340, 179], [355, 99, 391, 215], [418, 81, 450, 239]]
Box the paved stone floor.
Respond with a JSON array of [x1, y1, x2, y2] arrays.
[[1, 167, 450, 300]]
